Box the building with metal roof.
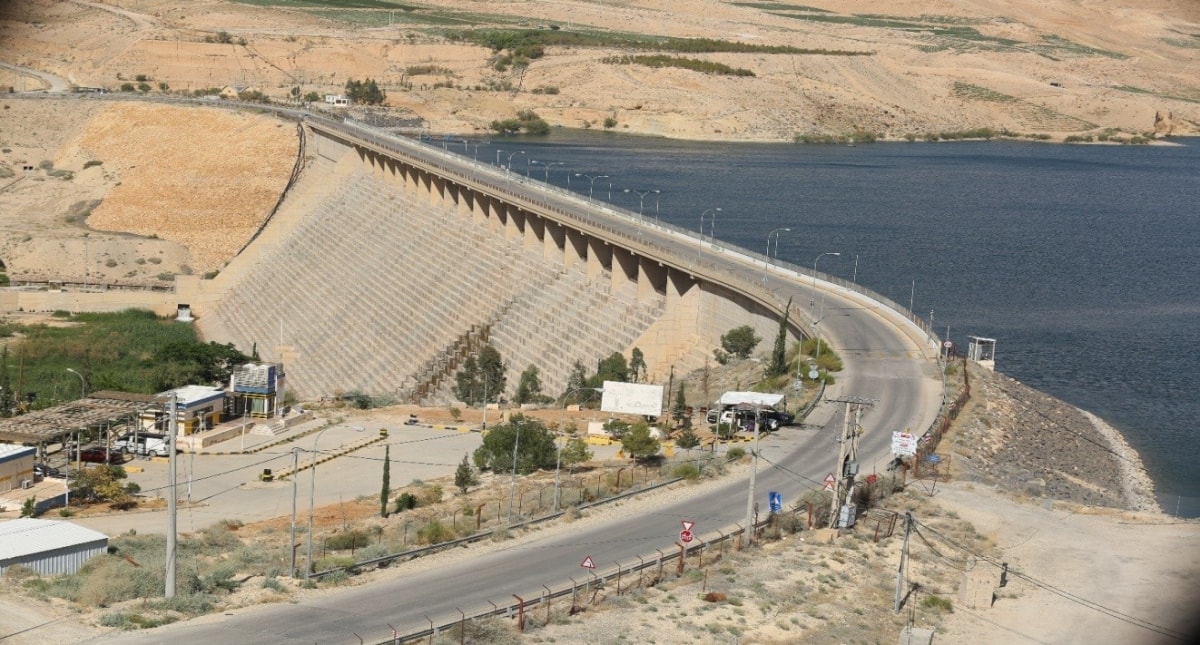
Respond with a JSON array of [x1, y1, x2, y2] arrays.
[[0, 444, 36, 493], [0, 518, 109, 576]]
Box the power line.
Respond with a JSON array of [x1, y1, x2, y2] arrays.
[[912, 518, 1186, 641]]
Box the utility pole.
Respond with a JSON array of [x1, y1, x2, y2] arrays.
[[894, 512, 913, 612], [166, 392, 178, 598], [742, 419, 761, 547], [289, 446, 300, 577], [826, 396, 875, 527]]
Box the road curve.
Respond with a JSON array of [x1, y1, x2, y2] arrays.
[[89, 120, 943, 645]]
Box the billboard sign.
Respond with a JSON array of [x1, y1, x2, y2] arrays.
[[600, 381, 664, 417]]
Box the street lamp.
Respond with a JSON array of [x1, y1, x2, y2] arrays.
[[810, 252, 841, 315], [623, 189, 660, 219], [529, 160, 564, 182], [575, 173, 610, 201], [697, 207, 722, 259], [811, 252, 841, 361], [65, 368, 86, 399], [505, 150, 526, 175], [762, 227, 791, 285], [495, 148, 504, 166], [555, 386, 604, 512], [305, 424, 365, 580], [507, 419, 524, 523]]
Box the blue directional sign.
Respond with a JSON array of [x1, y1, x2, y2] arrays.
[[768, 491, 782, 513]]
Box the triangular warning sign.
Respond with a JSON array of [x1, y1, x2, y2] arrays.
[[681, 520, 695, 532], [580, 555, 596, 569]]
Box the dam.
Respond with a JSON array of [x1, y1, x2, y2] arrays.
[[2, 113, 938, 403]]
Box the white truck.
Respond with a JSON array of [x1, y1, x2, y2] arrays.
[[115, 432, 172, 457], [704, 391, 795, 432]]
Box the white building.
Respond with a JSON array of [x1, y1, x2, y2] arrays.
[[0, 518, 109, 576]]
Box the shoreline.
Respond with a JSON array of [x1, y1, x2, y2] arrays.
[[1080, 409, 1164, 514]]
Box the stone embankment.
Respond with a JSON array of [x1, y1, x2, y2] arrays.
[[951, 362, 1160, 513]]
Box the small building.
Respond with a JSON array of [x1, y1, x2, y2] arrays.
[[230, 363, 286, 418], [0, 444, 35, 493], [324, 94, 349, 106], [0, 518, 109, 576], [143, 385, 226, 436]]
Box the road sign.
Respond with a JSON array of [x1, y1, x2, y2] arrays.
[[580, 556, 595, 570], [926, 454, 942, 463], [943, 340, 953, 349], [768, 491, 782, 513], [681, 520, 695, 532], [823, 473, 836, 491], [892, 431, 917, 456], [808, 368, 819, 380], [679, 530, 694, 544]]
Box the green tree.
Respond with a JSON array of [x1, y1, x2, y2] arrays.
[[0, 347, 14, 417], [380, 444, 391, 518], [455, 453, 479, 493], [70, 464, 131, 505], [303, 91, 321, 103], [559, 436, 592, 473], [671, 383, 690, 428], [453, 354, 481, 404], [676, 425, 701, 450], [767, 297, 792, 377], [594, 352, 629, 385], [472, 415, 556, 473], [561, 360, 590, 404], [628, 347, 646, 383], [720, 325, 761, 359], [621, 421, 660, 463], [603, 418, 631, 440], [513, 364, 544, 405], [454, 344, 505, 405], [152, 340, 251, 385]]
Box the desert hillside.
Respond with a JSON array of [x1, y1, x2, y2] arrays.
[[1, 0, 1198, 141]]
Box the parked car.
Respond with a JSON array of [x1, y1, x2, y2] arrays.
[[34, 463, 63, 478], [70, 446, 126, 465]]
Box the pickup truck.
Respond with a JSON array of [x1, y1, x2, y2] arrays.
[[115, 433, 172, 457]]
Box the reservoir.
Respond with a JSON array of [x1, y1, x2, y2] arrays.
[[455, 132, 1200, 516]]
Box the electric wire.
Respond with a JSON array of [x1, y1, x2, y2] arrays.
[[913, 518, 1186, 640]]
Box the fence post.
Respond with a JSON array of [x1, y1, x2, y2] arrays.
[[513, 594, 525, 632], [569, 576, 578, 611], [677, 542, 685, 576], [543, 584, 551, 625], [615, 562, 622, 595]]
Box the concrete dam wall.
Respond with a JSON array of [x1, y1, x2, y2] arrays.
[[194, 123, 788, 402]]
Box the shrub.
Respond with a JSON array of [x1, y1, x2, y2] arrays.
[[394, 492, 418, 512], [417, 519, 455, 544], [672, 463, 701, 480], [83, 160, 103, 169], [326, 529, 370, 551], [922, 595, 954, 613], [603, 116, 618, 129], [727, 447, 746, 460]]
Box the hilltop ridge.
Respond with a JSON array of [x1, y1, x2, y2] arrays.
[[0, 0, 1197, 141]]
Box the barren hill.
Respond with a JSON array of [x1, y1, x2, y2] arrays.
[[1, 0, 1198, 141]]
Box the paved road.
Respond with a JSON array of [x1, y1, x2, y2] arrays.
[[85, 121, 942, 644]]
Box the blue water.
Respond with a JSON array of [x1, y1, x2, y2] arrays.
[[442, 133, 1200, 515]]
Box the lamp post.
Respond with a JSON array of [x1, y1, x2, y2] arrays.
[[697, 207, 722, 260], [306, 424, 365, 580], [810, 252, 841, 313], [505, 150, 526, 175], [495, 148, 503, 166], [507, 419, 524, 523], [555, 386, 604, 512], [762, 227, 791, 285], [529, 160, 564, 182], [575, 174, 610, 201], [65, 368, 86, 399], [623, 189, 659, 217], [811, 252, 841, 361]]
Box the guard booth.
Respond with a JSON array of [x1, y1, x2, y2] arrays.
[[967, 337, 996, 371], [228, 363, 286, 419], [142, 385, 227, 436]]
